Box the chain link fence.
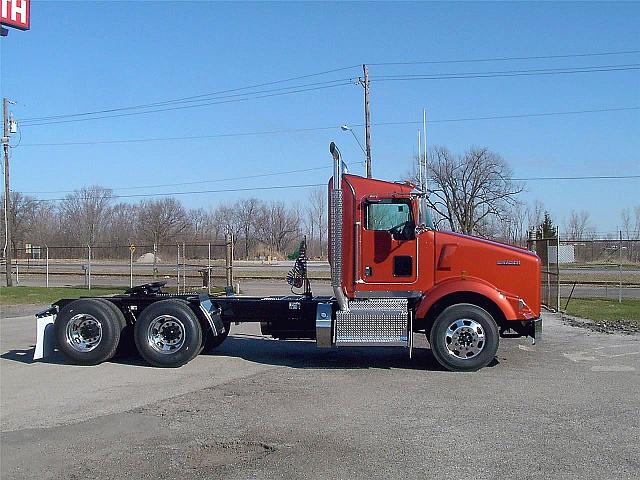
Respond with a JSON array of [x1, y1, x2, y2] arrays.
[[3, 237, 234, 293], [527, 233, 560, 311], [558, 235, 640, 303], [529, 230, 640, 309]]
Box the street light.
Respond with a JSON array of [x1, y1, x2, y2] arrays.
[[340, 125, 367, 157]]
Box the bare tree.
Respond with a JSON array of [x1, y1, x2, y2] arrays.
[[137, 198, 189, 246], [305, 187, 327, 258], [423, 146, 523, 235], [236, 198, 261, 260], [565, 210, 591, 240], [59, 186, 113, 245], [256, 201, 300, 257], [137, 198, 189, 275], [188, 208, 209, 243], [212, 203, 243, 255], [29, 201, 59, 246], [108, 203, 138, 246], [0, 192, 38, 254], [527, 200, 545, 231], [495, 201, 528, 246]]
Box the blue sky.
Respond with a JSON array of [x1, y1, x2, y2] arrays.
[[1, 1, 638, 234]]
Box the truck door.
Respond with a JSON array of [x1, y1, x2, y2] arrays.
[[359, 199, 418, 285]]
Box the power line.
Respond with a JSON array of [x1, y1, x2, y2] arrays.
[[368, 49, 640, 66], [18, 58, 640, 127], [19, 106, 640, 147], [27, 182, 328, 203], [18, 65, 360, 122], [22, 174, 640, 204], [512, 174, 640, 181], [373, 106, 640, 126], [18, 49, 640, 122], [19, 81, 355, 127], [20, 125, 340, 147], [23, 165, 335, 194], [370, 64, 640, 82]]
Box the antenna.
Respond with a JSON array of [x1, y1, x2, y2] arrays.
[[417, 129, 422, 191], [423, 108, 428, 192]]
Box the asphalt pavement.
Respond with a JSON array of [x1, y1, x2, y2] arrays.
[[1, 282, 639, 479]]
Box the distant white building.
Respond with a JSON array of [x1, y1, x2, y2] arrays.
[[549, 245, 575, 264]]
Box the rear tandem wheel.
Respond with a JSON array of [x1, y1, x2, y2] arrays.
[[54, 298, 124, 365], [133, 299, 203, 368]]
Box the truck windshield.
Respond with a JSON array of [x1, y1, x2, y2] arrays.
[[366, 202, 412, 230]]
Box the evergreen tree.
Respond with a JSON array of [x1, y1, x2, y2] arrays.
[[538, 212, 556, 238]]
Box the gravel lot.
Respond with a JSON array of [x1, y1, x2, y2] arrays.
[[1, 282, 639, 479]]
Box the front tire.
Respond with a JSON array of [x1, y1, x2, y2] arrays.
[[134, 299, 202, 368], [429, 303, 499, 372], [55, 299, 123, 365]]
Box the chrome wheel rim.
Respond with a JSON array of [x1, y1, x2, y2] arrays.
[[147, 315, 185, 354], [444, 318, 485, 359], [66, 314, 102, 352]]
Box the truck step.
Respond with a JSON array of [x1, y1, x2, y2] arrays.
[[335, 298, 408, 346]]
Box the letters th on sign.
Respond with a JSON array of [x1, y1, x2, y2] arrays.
[[1, 0, 30, 31]]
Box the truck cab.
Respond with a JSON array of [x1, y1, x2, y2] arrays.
[[328, 144, 541, 371]]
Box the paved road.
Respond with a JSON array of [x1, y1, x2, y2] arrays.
[[1, 286, 638, 479], [559, 284, 640, 300]]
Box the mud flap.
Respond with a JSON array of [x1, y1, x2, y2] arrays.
[[34, 314, 56, 360]]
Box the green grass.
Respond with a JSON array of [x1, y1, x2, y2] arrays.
[[0, 286, 128, 305], [563, 297, 640, 324]]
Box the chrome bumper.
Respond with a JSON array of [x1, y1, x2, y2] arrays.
[[531, 316, 542, 344]]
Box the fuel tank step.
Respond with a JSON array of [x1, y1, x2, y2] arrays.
[[335, 298, 409, 346]]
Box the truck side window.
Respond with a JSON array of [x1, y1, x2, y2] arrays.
[[366, 202, 412, 231]]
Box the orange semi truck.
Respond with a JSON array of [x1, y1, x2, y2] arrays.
[[34, 143, 541, 371]]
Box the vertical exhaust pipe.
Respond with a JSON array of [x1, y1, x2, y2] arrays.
[[329, 142, 349, 311]]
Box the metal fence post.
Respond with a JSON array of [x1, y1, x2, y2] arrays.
[[619, 230, 623, 304], [15, 259, 19, 285], [153, 243, 158, 279], [176, 243, 180, 294], [87, 245, 92, 290], [556, 227, 561, 311], [45, 245, 49, 288], [207, 242, 211, 295], [225, 232, 234, 288], [182, 242, 186, 292], [546, 238, 550, 309], [130, 247, 134, 288]]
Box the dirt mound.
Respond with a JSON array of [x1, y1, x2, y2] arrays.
[[137, 252, 161, 264]]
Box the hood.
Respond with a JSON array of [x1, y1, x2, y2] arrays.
[[433, 231, 541, 317]]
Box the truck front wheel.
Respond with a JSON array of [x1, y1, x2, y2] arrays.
[[134, 300, 202, 368], [429, 303, 499, 372]]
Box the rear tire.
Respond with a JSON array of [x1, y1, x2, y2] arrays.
[[93, 298, 134, 355], [134, 299, 202, 368], [55, 299, 122, 365], [429, 303, 499, 372]]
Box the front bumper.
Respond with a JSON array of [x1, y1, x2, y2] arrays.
[[533, 316, 543, 340]]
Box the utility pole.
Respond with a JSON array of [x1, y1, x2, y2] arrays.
[[362, 65, 372, 178], [3, 97, 12, 286]]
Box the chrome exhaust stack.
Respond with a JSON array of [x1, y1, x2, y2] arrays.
[[329, 142, 349, 311]]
